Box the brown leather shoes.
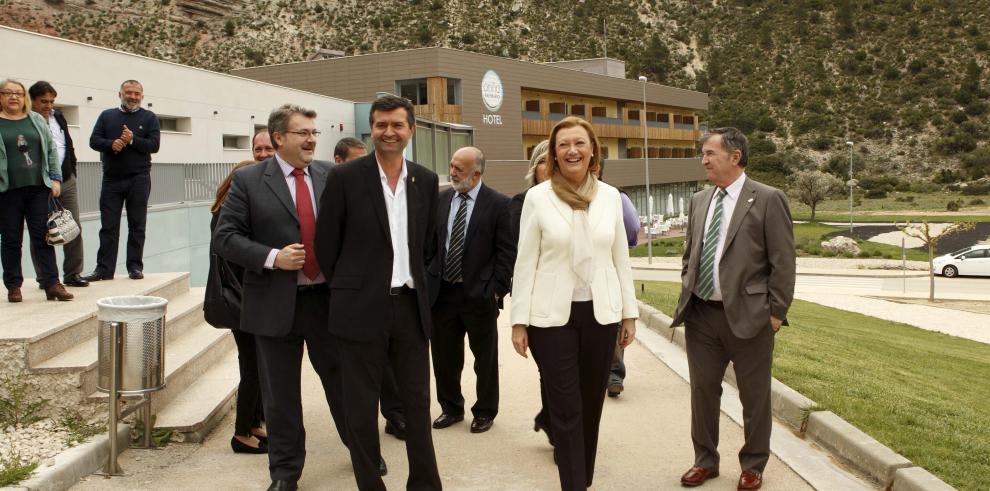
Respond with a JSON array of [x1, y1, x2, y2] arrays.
[[737, 470, 763, 490], [7, 288, 22, 303], [45, 283, 74, 301], [680, 466, 718, 487]]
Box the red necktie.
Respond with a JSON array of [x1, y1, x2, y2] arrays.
[[291, 168, 320, 280]]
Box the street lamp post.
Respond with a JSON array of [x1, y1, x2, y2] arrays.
[[639, 75, 652, 263], [846, 140, 854, 234]]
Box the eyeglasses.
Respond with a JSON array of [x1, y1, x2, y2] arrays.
[[0, 91, 25, 98], [284, 130, 321, 138]]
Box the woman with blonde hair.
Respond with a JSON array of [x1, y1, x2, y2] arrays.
[[0, 79, 72, 302], [511, 116, 638, 490]]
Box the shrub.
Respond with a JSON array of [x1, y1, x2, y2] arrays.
[[961, 183, 990, 195], [946, 200, 960, 211], [865, 189, 888, 199], [969, 198, 986, 205], [822, 250, 837, 257], [871, 250, 883, 257], [857, 250, 872, 258]]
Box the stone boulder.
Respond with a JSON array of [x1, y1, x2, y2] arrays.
[[821, 236, 861, 256]]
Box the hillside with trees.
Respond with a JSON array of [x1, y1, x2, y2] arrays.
[[4, 0, 990, 190]]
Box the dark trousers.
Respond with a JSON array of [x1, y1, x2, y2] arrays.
[[685, 297, 775, 473], [528, 302, 618, 491], [30, 175, 84, 280], [254, 287, 347, 483], [430, 281, 499, 419], [232, 329, 264, 436], [95, 173, 150, 275], [379, 362, 404, 423], [334, 292, 441, 491], [0, 186, 58, 289], [609, 332, 626, 386]]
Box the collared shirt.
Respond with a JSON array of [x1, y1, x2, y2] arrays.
[[47, 113, 66, 165], [263, 154, 324, 285], [700, 172, 746, 302], [444, 180, 481, 253], [377, 155, 413, 288], [118, 104, 140, 114]]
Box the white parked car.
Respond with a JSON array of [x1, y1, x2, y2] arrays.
[[933, 245, 990, 278]]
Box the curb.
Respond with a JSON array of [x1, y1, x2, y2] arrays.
[[8, 423, 131, 491], [636, 300, 957, 490], [805, 411, 911, 488], [891, 467, 957, 491]]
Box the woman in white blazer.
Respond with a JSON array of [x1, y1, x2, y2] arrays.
[[511, 116, 638, 491]]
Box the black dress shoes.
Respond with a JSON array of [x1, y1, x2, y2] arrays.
[[63, 274, 90, 287], [379, 456, 388, 476], [81, 271, 113, 282], [431, 413, 464, 429], [470, 416, 494, 433], [533, 417, 554, 446], [128, 270, 144, 280], [384, 418, 407, 440], [230, 436, 267, 454], [267, 480, 297, 491]]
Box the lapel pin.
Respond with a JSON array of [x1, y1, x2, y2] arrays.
[[411, 176, 416, 183], [747, 198, 754, 203]]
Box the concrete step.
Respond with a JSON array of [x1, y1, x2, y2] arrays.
[[154, 348, 239, 443], [86, 322, 234, 412], [20, 272, 191, 368], [31, 287, 207, 375]]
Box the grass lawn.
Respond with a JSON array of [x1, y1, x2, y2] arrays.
[[790, 191, 990, 223], [628, 224, 929, 261], [635, 280, 990, 490]]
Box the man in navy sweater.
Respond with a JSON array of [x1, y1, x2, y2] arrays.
[[83, 80, 160, 281]]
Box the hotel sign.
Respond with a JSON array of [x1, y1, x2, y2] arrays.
[[481, 69, 503, 125]]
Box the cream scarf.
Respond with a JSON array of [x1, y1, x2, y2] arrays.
[[569, 175, 598, 288]]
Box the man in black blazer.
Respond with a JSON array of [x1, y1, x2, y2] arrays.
[[214, 104, 347, 491], [315, 95, 442, 491], [427, 147, 514, 434], [28, 81, 88, 287]]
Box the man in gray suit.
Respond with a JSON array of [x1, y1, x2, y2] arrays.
[[671, 127, 795, 490], [214, 104, 347, 491]]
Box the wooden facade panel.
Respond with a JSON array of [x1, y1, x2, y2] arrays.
[[483, 158, 705, 197]]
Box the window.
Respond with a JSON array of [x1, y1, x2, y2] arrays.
[[525, 100, 540, 112], [591, 106, 607, 118], [627, 147, 643, 158], [673, 114, 683, 124], [659, 113, 670, 123], [548, 102, 566, 115], [627, 110, 640, 121], [646, 111, 657, 122], [571, 104, 585, 116], [414, 124, 434, 170], [397, 79, 429, 105], [222, 134, 250, 150], [157, 115, 191, 133], [451, 131, 472, 154], [446, 79, 462, 105], [599, 146, 609, 159], [962, 249, 988, 259], [683, 115, 695, 125], [54, 105, 80, 125]]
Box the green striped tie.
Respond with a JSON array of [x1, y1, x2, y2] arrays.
[[696, 189, 727, 300]]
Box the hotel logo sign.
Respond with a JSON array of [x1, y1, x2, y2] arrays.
[[481, 70, 504, 125]]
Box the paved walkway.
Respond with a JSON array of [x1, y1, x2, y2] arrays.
[[73, 305, 829, 491]]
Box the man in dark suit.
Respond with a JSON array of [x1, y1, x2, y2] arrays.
[[28, 81, 87, 287], [428, 146, 514, 434], [214, 104, 348, 491], [315, 94, 442, 491], [332, 136, 408, 442], [670, 127, 796, 490]]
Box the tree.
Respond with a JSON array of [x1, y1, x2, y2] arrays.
[[789, 170, 842, 221], [898, 221, 975, 302]]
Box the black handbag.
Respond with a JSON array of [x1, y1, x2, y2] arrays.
[[203, 251, 242, 330]]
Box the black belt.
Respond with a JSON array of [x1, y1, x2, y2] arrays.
[[389, 285, 415, 296], [692, 293, 723, 308], [297, 283, 328, 293]]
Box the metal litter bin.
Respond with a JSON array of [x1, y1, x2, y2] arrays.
[[96, 295, 168, 476], [97, 296, 168, 394]]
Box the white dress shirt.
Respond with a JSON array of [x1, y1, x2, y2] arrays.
[[263, 154, 324, 285], [444, 180, 481, 253], [700, 172, 746, 301], [47, 114, 66, 166], [377, 156, 413, 288]]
